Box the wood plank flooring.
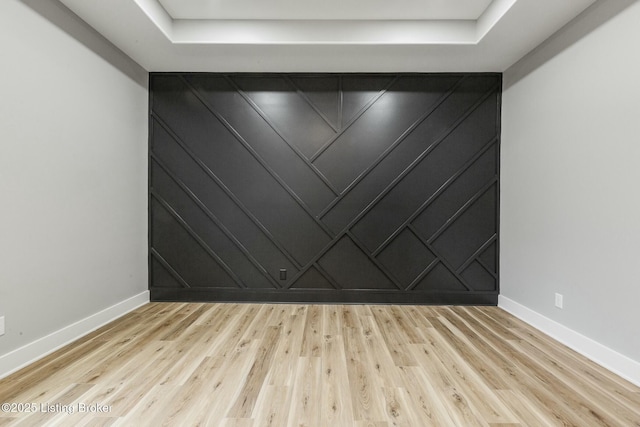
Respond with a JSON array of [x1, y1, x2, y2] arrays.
[[0, 303, 639, 426]]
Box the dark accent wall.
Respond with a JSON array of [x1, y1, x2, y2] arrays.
[[149, 73, 500, 304]]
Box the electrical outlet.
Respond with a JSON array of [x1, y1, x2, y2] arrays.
[[555, 293, 563, 309], [0, 316, 5, 336]]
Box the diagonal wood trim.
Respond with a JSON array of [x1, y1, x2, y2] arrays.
[[457, 234, 497, 275], [312, 262, 342, 290], [372, 138, 498, 257], [407, 224, 474, 292], [476, 258, 498, 279], [224, 76, 340, 196], [276, 83, 500, 292], [317, 76, 466, 219], [426, 178, 498, 245], [344, 83, 499, 229], [150, 249, 191, 289], [181, 76, 335, 239], [150, 74, 501, 302], [406, 257, 441, 291], [347, 231, 404, 291], [151, 115, 302, 270], [284, 75, 339, 133], [151, 191, 249, 289], [151, 155, 281, 288], [309, 76, 400, 162]]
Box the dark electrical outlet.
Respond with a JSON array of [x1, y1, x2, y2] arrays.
[[279, 269, 287, 280]]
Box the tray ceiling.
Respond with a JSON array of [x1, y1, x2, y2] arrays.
[[156, 0, 494, 21], [57, 0, 597, 72]]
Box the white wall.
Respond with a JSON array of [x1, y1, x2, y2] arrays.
[[502, 0, 640, 366], [0, 0, 148, 372]]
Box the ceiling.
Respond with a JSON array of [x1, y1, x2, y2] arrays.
[[57, 0, 597, 72], [156, 0, 494, 21]]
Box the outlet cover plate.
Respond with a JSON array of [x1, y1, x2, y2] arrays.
[[555, 293, 563, 309], [0, 316, 5, 336]]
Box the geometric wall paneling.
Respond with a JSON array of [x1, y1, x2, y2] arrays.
[[150, 73, 501, 304]]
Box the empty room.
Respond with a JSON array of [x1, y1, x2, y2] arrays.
[[1, 0, 639, 425]]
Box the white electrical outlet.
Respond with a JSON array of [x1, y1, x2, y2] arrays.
[[0, 316, 5, 336], [555, 293, 564, 309]]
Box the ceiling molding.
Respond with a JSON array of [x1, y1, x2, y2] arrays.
[[170, 20, 478, 45], [156, 0, 494, 21]]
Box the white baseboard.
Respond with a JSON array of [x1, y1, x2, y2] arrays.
[[499, 295, 640, 387], [0, 291, 149, 380]]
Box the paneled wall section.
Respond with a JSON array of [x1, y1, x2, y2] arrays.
[[150, 74, 500, 304]]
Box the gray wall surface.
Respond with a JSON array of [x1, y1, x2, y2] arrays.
[[501, 0, 640, 362], [0, 0, 148, 355]]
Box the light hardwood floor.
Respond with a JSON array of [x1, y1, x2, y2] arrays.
[[0, 303, 639, 426]]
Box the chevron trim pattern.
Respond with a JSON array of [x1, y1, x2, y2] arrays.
[[149, 74, 501, 304]]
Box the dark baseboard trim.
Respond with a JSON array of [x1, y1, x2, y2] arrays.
[[150, 288, 498, 305]]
